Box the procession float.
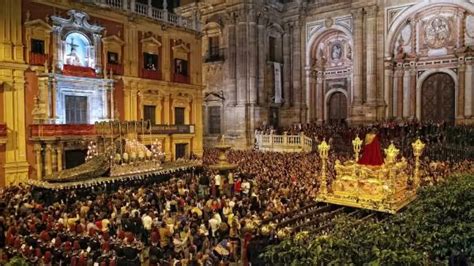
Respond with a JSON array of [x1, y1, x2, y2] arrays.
[[29, 120, 201, 190], [316, 133, 425, 214]]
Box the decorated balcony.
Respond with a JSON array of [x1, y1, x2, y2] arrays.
[[141, 69, 162, 80], [29, 52, 49, 66], [106, 63, 124, 75], [173, 73, 190, 84], [0, 123, 7, 144], [30, 124, 96, 140], [63, 65, 97, 78]]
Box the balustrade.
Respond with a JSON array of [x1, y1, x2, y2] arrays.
[[255, 132, 313, 152], [90, 0, 200, 32]]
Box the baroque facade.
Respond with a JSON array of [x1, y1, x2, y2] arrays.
[[178, 0, 474, 148], [0, 0, 203, 186]]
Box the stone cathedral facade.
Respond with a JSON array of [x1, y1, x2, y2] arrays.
[[178, 0, 474, 148]]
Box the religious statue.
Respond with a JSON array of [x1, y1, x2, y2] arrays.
[[65, 38, 82, 66], [358, 129, 384, 166], [331, 44, 342, 60]]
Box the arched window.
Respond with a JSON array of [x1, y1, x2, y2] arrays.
[[63, 32, 92, 67]]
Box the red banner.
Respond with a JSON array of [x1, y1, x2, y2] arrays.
[[173, 73, 190, 84], [141, 69, 162, 80], [107, 64, 124, 75], [0, 124, 7, 137], [63, 64, 97, 78], [29, 52, 48, 66]]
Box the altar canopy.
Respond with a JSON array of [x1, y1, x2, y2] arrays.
[[358, 133, 384, 166]]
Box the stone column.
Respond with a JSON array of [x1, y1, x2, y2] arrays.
[[292, 20, 302, 109], [466, 62, 473, 117], [396, 68, 404, 118], [458, 63, 466, 118], [409, 67, 417, 118], [257, 15, 266, 105], [45, 143, 53, 176], [305, 68, 312, 122], [34, 144, 43, 180], [236, 10, 248, 106], [51, 143, 57, 173], [403, 67, 411, 118], [384, 61, 393, 117], [365, 6, 377, 104], [351, 8, 364, 105], [57, 143, 63, 172], [226, 15, 237, 106], [147, 0, 153, 16], [283, 23, 291, 106], [316, 72, 324, 122], [249, 12, 258, 105]]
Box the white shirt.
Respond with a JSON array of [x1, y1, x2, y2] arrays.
[[142, 214, 153, 231], [215, 174, 221, 186]]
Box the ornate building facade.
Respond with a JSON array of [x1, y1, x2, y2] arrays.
[[0, 0, 203, 186], [178, 0, 474, 147]]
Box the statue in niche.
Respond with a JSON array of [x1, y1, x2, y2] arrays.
[[395, 36, 405, 59], [65, 38, 82, 66], [331, 44, 342, 60], [425, 16, 450, 49], [346, 45, 352, 60]]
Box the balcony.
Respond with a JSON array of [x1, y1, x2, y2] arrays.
[[204, 48, 225, 63], [63, 65, 97, 78], [0, 124, 6, 144], [29, 52, 49, 66], [106, 63, 124, 75], [91, 0, 200, 32], [149, 124, 195, 135], [141, 69, 162, 80], [173, 73, 190, 84], [30, 124, 96, 140]]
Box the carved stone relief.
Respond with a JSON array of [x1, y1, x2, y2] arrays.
[[424, 16, 451, 49]]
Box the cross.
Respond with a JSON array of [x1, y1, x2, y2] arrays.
[[67, 38, 79, 53]]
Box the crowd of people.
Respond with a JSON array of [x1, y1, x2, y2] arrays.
[[0, 121, 472, 265], [256, 119, 474, 160]]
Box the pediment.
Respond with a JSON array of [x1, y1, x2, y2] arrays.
[[24, 19, 53, 32], [140, 36, 162, 47], [102, 35, 125, 46], [172, 43, 190, 53], [204, 91, 225, 102]]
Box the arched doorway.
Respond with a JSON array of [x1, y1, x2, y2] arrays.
[[328, 92, 347, 124], [421, 73, 455, 124]]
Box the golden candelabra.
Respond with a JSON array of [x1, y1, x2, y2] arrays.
[[352, 136, 362, 161], [318, 140, 330, 194], [412, 138, 425, 190], [384, 142, 399, 164]]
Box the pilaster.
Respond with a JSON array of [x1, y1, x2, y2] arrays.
[[351, 8, 364, 106], [365, 6, 377, 105], [458, 63, 466, 119]]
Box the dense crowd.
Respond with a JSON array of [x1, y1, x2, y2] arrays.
[[257, 120, 474, 160], [0, 122, 472, 265]]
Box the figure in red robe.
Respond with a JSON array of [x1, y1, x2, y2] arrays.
[[358, 131, 384, 166]]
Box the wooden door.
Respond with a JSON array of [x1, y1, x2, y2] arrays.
[[328, 92, 347, 123], [421, 73, 455, 124]]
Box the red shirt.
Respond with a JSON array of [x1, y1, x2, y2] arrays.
[[234, 180, 241, 192]]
